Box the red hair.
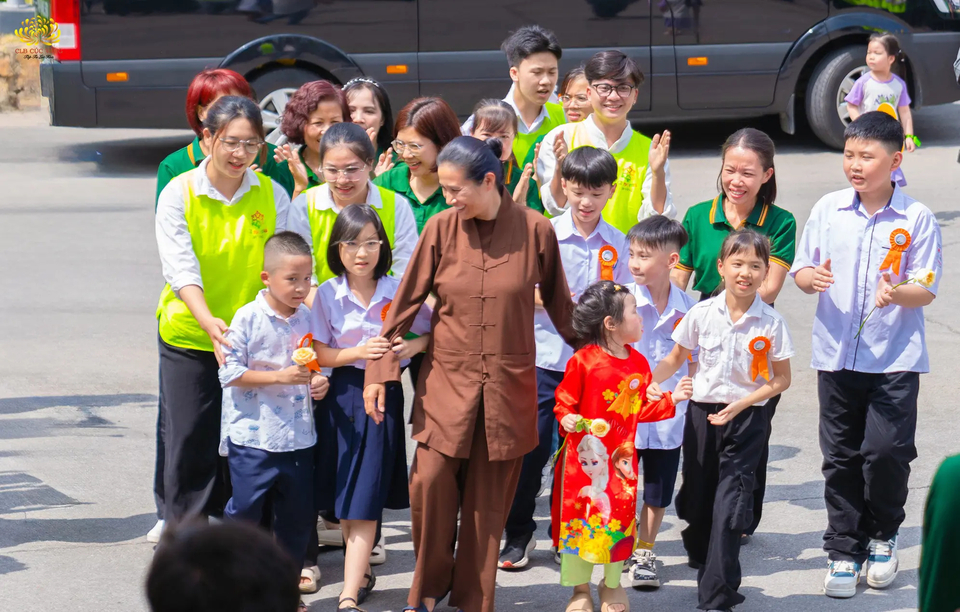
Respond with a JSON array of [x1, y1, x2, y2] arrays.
[[185, 69, 253, 136], [394, 97, 461, 153], [280, 80, 350, 145]]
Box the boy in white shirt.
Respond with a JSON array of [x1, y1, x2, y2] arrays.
[[499, 147, 632, 570], [625, 215, 697, 589], [791, 112, 942, 599], [218, 231, 330, 574]]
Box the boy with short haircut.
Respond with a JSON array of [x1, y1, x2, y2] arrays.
[[791, 111, 942, 599], [218, 231, 330, 572], [536, 50, 677, 233], [499, 147, 633, 570], [625, 215, 697, 589], [461, 25, 566, 165]]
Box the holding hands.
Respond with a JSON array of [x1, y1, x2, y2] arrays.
[[645, 376, 693, 403]]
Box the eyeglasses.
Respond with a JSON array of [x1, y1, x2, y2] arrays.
[[560, 94, 589, 105], [218, 137, 264, 155], [391, 139, 425, 155], [591, 83, 637, 98], [338, 239, 383, 253], [322, 165, 367, 181]]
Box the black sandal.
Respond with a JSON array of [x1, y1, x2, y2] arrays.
[[356, 568, 376, 605], [337, 597, 364, 612]]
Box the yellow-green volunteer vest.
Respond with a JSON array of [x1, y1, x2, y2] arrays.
[[513, 102, 565, 165], [570, 122, 652, 234], [305, 185, 398, 285], [157, 170, 276, 352]]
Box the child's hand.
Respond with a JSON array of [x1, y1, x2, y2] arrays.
[[277, 365, 311, 385], [876, 271, 895, 308], [374, 147, 395, 177], [648, 130, 671, 174], [707, 401, 745, 426], [646, 381, 664, 402], [359, 336, 392, 360], [310, 373, 330, 400], [905, 138, 916, 153], [812, 258, 834, 293], [391, 336, 422, 360], [560, 414, 582, 433], [673, 376, 693, 402]]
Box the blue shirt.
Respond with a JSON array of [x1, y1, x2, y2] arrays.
[[790, 185, 942, 373], [630, 282, 698, 450], [218, 290, 316, 455], [534, 211, 632, 372]]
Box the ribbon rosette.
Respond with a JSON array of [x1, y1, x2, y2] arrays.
[[748, 336, 771, 382], [599, 246, 618, 282], [292, 333, 322, 372], [381, 302, 391, 322], [879, 229, 911, 276]]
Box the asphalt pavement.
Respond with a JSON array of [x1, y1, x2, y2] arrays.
[[0, 104, 958, 612]]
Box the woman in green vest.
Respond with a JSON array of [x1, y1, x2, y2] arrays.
[[155, 69, 295, 209], [373, 97, 462, 234], [155, 95, 291, 526], [671, 127, 797, 544], [288, 122, 418, 303], [273, 80, 350, 200]]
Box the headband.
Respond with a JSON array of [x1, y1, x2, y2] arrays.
[[344, 77, 381, 89]]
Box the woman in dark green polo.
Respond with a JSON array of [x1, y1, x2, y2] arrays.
[[671, 128, 797, 542], [155, 69, 294, 208]]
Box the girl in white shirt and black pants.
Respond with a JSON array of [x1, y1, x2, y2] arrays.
[[647, 230, 794, 612]]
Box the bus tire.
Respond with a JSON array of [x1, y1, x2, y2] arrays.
[[805, 45, 868, 150]]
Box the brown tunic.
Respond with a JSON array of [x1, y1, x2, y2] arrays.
[[365, 191, 577, 461]]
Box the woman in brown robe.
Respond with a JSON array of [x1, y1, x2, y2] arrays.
[[363, 136, 577, 612]]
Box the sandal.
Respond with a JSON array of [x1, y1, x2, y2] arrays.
[[598, 580, 629, 612], [299, 600, 309, 612], [300, 566, 321, 594], [356, 568, 376, 605], [337, 597, 365, 612], [565, 590, 595, 612]]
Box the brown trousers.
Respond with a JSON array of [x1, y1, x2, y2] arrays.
[[408, 413, 523, 612]]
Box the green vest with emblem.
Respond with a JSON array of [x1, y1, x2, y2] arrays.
[[157, 170, 276, 352], [305, 184, 398, 285], [570, 122, 651, 234], [513, 101, 566, 165]]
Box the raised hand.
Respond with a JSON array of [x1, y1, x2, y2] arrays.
[[374, 147, 395, 177], [648, 130, 671, 174], [512, 163, 535, 203]]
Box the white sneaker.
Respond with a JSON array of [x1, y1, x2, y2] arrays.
[[866, 535, 899, 589], [823, 560, 861, 598], [146, 520, 165, 543], [370, 537, 386, 566], [629, 548, 660, 589]]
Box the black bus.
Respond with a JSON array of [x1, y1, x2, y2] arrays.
[[39, 0, 960, 148]]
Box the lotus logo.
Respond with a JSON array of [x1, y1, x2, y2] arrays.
[[15, 16, 60, 46]]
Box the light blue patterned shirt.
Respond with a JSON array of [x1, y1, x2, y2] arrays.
[[218, 290, 317, 456]]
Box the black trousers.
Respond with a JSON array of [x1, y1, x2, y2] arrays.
[[745, 393, 780, 535], [504, 367, 563, 542], [159, 336, 231, 523], [677, 401, 770, 611], [153, 374, 165, 520], [818, 369, 919, 564]]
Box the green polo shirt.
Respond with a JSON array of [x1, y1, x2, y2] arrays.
[[374, 163, 450, 233], [919, 454, 960, 612], [504, 147, 544, 213], [154, 137, 296, 207], [678, 194, 797, 296]]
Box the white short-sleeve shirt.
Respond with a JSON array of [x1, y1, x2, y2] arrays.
[[672, 292, 794, 406]]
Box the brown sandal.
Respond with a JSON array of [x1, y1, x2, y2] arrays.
[[565, 590, 595, 612], [598, 580, 629, 612]]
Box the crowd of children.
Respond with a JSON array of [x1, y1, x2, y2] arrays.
[[150, 23, 942, 612]]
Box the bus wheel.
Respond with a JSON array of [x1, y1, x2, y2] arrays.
[[805, 45, 868, 150], [250, 67, 329, 144]]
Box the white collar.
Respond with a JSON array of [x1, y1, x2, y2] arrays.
[[554, 209, 620, 245], [503, 84, 551, 133], [254, 289, 309, 322], [713, 290, 765, 322], [332, 274, 397, 310], [311, 181, 383, 212], [633, 283, 688, 321], [579, 114, 634, 154], [193, 157, 257, 205]]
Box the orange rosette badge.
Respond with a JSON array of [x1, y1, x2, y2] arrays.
[[673, 316, 693, 362], [292, 333, 322, 373], [381, 302, 391, 322], [599, 245, 618, 281], [748, 336, 771, 382], [880, 229, 911, 276]]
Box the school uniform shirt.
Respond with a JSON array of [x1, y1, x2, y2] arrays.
[[535, 115, 677, 220], [155, 137, 295, 207], [630, 282, 698, 450], [789, 185, 942, 373], [286, 181, 419, 281], [678, 194, 797, 297], [535, 211, 631, 372], [156, 158, 291, 293], [374, 163, 450, 233], [672, 291, 795, 406], [312, 274, 433, 369], [217, 290, 316, 456]]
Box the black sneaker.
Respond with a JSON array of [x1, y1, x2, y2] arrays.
[[629, 549, 660, 589], [498, 534, 535, 570], [687, 557, 701, 569]]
